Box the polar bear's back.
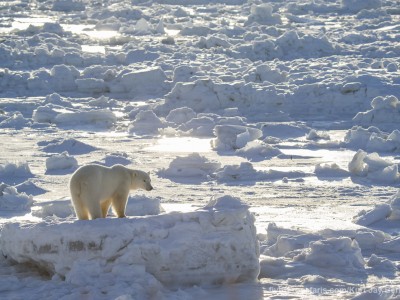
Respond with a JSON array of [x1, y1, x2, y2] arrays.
[[70, 164, 129, 195]]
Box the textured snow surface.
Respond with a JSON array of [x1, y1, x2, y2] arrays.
[[1, 198, 259, 295]]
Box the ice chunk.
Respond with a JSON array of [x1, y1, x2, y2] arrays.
[[40, 138, 97, 155], [125, 195, 164, 217], [0, 206, 260, 288], [348, 149, 369, 177], [236, 140, 282, 161], [353, 95, 400, 125], [118, 67, 167, 96], [306, 129, 330, 141], [389, 191, 400, 220], [353, 204, 391, 226], [54, 109, 117, 128], [246, 4, 282, 25], [158, 153, 221, 180], [344, 126, 400, 152], [76, 78, 105, 93], [0, 185, 33, 212], [0, 162, 33, 182], [203, 195, 249, 211], [0, 112, 31, 129], [367, 254, 397, 272], [165, 107, 196, 125], [128, 110, 165, 136], [46, 152, 78, 172], [214, 162, 306, 183], [212, 125, 262, 150], [348, 150, 399, 183], [315, 163, 349, 177], [295, 237, 365, 271]]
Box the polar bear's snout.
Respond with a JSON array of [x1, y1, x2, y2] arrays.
[[146, 184, 154, 191]]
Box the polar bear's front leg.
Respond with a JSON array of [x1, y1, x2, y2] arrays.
[[111, 192, 129, 218]]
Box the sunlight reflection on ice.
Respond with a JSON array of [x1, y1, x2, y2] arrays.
[[146, 137, 212, 153]]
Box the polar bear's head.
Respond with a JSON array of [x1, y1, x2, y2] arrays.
[[130, 170, 153, 191]]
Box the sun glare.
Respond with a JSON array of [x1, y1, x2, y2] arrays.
[[146, 137, 211, 153]]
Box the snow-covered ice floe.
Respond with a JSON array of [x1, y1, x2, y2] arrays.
[[0, 184, 33, 212], [258, 222, 400, 281], [344, 126, 400, 153], [348, 150, 399, 184], [0, 196, 259, 293]]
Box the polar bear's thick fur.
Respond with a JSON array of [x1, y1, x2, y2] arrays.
[[69, 164, 153, 220]]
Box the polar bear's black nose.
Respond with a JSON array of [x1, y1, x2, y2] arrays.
[[147, 185, 153, 191]]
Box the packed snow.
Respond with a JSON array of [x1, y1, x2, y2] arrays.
[[0, 0, 400, 299]]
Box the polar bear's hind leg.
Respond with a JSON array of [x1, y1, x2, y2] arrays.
[[70, 180, 90, 220], [101, 198, 112, 218], [112, 192, 129, 218], [85, 196, 103, 219]]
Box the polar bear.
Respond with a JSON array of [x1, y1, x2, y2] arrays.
[[69, 164, 153, 220]]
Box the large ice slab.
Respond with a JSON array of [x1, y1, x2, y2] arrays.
[[0, 199, 260, 288]]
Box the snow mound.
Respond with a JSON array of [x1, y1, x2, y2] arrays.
[[236, 30, 336, 61], [15, 180, 47, 196], [344, 126, 400, 152], [0, 204, 260, 290], [0, 184, 33, 212], [315, 163, 349, 177], [204, 195, 249, 211], [258, 224, 392, 279], [40, 138, 98, 155], [236, 140, 282, 162], [353, 204, 392, 226], [348, 150, 399, 184], [295, 237, 365, 271], [212, 125, 262, 150], [46, 152, 78, 172], [32, 200, 75, 219], [114, 67, 167, 96], [214, 162, 306, 183], [158, 153, 221, 180], [165, 107, 196, 125], [261, 123, 310, 139], [125, 195, 165, 216], [163, 79, 263, 114], [353, 95, 400, 125], [34, 106, 116, 128], [128, 110, 165, 136], [97, 152, 132, 166], [0, 112, 31, 129], [389, 191, 400, 220], [353, 191, 400, 226], [178, 116, 216, 136], [0, 162, 33, 182], [54, 109, 117, 128], [245, 4, 282, 26], [306, 129, 330, 141]]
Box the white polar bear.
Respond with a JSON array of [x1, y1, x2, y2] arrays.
[[69, 164, 153, 220]]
